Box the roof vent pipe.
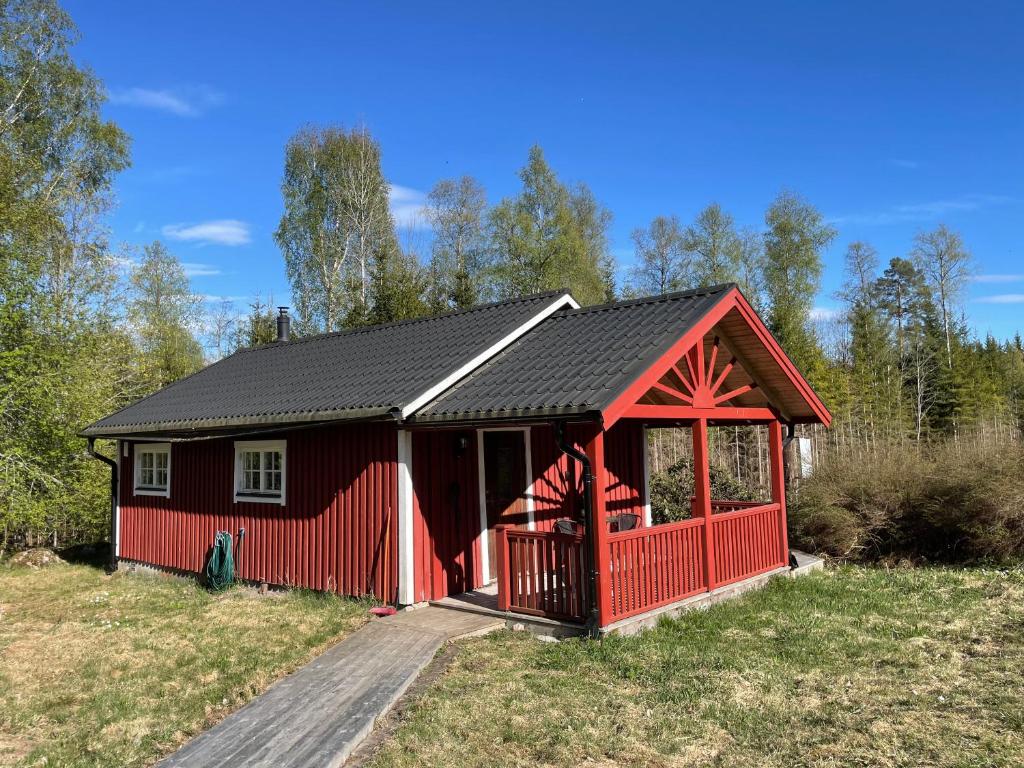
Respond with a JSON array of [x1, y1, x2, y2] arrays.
[[276, 307, 290, 342]]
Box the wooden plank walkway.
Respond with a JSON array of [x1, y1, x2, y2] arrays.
[[158, 608, 502, 768]]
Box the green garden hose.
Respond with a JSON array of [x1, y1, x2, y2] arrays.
[[205, 531, 234, 591]]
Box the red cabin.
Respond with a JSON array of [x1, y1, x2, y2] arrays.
[[83, 285, 830, 634]]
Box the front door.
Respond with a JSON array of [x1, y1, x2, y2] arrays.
[[482, 430, 529, 581]]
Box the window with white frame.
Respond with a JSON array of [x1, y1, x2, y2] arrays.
[[234, 440, 286, 504], [134, 442, 171, 497]]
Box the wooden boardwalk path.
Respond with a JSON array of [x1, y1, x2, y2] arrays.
[[159, 607, 502, 768]]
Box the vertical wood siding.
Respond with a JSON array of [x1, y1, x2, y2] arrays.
[[529, 422, 646, 532], [411, 429, 483, 602], [118, 422, 398, 601]]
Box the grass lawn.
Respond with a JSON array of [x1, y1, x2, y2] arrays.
[[0, 558, 369, 767], [369, 566, 1024, 768]]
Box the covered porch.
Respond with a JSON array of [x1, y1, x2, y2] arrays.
[[404, 286, 831, 634], [489, 413, 791, 633]]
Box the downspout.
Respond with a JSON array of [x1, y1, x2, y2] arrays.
[[86, 437, 119, 573], [555, 421, 599, 634], [781, 422, 798, 569]]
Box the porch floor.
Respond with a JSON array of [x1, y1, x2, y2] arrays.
[[431, 583, 589, 639]]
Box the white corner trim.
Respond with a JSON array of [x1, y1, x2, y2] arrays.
[[397, 429, 415, 605], [641, 425, 652, 527], [475, 432, 489, 585], [133, 441, 171, 498], [400, 294, 579, 418], [232, 439, 287, 506], [115, 440, 121, 557]]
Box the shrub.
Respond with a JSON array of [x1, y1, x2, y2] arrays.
[[650, 458, 755, 524], [789, 439, 1024, 563]]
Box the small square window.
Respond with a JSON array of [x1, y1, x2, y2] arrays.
[[133, 443, 171, 497], [234, 440, 286, 505]]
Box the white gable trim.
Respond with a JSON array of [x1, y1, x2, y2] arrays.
[[400, 293, 579, 418]]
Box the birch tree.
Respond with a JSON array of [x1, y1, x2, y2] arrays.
[[911, 225, 973, 370], [626, 215, 688, 296], [426, 175, 489, 311], [275, 125, 396, 332]]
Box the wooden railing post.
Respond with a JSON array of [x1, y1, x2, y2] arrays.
[[769, 420, 789, 566], [584, 425, 612, 628], [693, 417, 715, 590], [495, 524, 510, 611]]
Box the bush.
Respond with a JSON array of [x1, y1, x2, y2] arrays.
[[650, 458, 755, 524], [789, 439, 1024, 563]]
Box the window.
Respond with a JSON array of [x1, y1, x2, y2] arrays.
[[134, 443, 171, 497], [234, 440, 286, 505]]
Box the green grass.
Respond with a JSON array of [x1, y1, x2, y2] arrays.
[[0, 560, 369, 767], [369, 566, 1024, 768]]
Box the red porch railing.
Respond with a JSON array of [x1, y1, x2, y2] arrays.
[[711, 502, 786, 586], [495, 501, 787, 625], [690, 497, 766, 515], [495, 525, 586, 621], [606, 517, 707, 622]]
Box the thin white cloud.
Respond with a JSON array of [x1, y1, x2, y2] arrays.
[[389, 183, 430, 229], [162, 219, 251, 247], [973, 273, 1024, 284], [810, 306, 840, 321], [976, 294, 1024, 304], [182, 262, 222, 277], [108, 85, 223, 117], [829, 194, 1016, 226]]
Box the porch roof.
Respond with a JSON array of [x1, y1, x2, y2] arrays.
[[410, 285, 730, 423], [411, 284, 832, 426]]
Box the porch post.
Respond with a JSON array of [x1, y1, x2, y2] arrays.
[[494, 524, 510, 611], [768, 419, 790, 565], [584, 425, 612, 628], [692, 417, 715, 590]]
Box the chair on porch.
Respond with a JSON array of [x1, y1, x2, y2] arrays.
[[554, 519, 580, 535], [607, 513, 639, 533]]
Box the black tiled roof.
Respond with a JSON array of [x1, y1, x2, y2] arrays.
[[411, 285, 732, 422], [82, 291, 571, 436]]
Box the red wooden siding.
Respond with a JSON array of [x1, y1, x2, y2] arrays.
[[529, 422, 646, 532], [118, 422, 398, 601], [603, 421, 647, 521], [411, 430, 483, 602]]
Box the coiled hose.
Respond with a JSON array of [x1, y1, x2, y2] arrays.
[[205, 531, 234, 591]]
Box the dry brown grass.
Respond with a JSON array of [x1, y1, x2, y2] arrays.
[[0, 560, 368, 767]]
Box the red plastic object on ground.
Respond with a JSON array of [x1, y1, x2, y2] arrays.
[[369, 606, 397, 617]]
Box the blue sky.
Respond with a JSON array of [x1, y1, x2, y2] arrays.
[[67, 1, 1023, 339]]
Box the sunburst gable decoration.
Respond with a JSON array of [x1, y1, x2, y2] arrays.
[[645, 336, 758, 409]]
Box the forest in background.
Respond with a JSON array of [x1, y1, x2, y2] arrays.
[[2, 0, 1022, 555]]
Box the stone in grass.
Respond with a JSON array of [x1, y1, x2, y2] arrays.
[[8, 548, 67, 569]]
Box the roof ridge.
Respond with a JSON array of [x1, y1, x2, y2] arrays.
[[558, 283, 737, 317], [235, 289, 572, 353]]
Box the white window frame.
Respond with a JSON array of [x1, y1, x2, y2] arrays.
[[233, 439, 287, 505], [133, 442, 171, 498]]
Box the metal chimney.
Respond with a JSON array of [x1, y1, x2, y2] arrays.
[[276, 307, 290, 342]]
